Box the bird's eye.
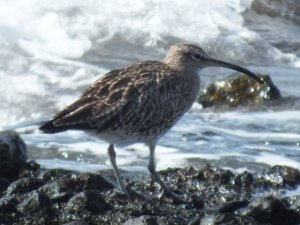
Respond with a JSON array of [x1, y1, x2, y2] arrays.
[[192, 53, 201, 60]]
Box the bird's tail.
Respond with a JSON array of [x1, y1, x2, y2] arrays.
[[39, 120, 68, 133]]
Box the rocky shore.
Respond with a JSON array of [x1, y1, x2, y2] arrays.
[[1, 131, 300, 225]]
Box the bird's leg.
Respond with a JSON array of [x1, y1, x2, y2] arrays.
[[148, 144, 188, 204], [108, 144, 129, 196]]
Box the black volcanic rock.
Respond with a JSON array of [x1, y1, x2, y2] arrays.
[[242, 196, 300, 225], [0, 131, 27, 181], [0, 133, 300, 224]]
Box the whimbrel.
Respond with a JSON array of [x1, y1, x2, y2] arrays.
[[40, 44, 264, 203]]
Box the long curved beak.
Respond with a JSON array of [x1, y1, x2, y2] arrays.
[[207, 58, 265, 85]]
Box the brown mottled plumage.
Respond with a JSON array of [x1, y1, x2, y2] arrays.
[[40, 43, 264, 203]]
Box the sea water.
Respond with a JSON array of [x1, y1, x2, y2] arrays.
[[0, 0, 299, 174]]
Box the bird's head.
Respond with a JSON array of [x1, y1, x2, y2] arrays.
[[164, 43, 264, 85]]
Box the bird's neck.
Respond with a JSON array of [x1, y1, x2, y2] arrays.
[[164, 59, 201, 101], [164, 63, 201, 90], [163, 53, 201, 97]]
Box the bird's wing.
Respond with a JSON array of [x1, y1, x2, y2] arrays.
[[40, 67, 136, 132], [40, 62, 165, 132], [40, 61, 193, 134], [53, 68, 129, 125]]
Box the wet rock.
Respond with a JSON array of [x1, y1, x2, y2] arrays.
[[66, 173, 114, 192], [0, 178, 10, 193], [235, 171, 254, 188], [66, 190, 112, 214], [200, 213, 259, 225], [289, 196, 300, 212], [0, 195, 19, 212], [219, 170, 235, 185], [41, 168, 77, 183], [38, 181, 73, 203], [0, 143, 299, 225], [17, 191, 52, 215], [219, 200, 249, 213], [0, 195, 20, 224], [0, 131, 27, 181], [198, 73, 281, 108], [123, 215, 159, 225], [242, 196, 300, 225], [21, 160, 41, 178], [6, 177, 45, 195], [16, 191, 55, 225], [257, 165, 300, 187], [62, 221, 90, 225]]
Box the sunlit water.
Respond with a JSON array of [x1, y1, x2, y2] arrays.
[[0, 0, 300, 175]]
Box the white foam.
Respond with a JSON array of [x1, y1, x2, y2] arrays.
[[1, 0, 297, 64], [201, 125, 300, 142], [217, 111, 300, 123], [36, 158, 108, 172], [255, 152, 300, 170], [293, 59, 300, 68], [157, 150, 300, 171]]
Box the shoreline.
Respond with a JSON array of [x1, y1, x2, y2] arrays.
[[1, 132, 300, 225]]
